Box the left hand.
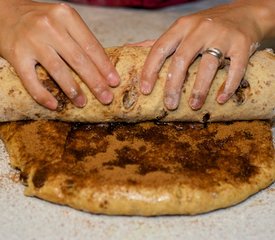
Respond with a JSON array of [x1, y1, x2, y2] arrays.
[[0, 1, 120, 110], [139, 2, 265, 110]]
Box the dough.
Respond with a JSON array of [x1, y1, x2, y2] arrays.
[[0, 120, 274, 215], [0, 47, 274, 123]]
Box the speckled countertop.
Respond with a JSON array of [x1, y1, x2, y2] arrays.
[[1, 1, 274, 240]]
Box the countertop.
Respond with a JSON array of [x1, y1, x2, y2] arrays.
[[1, 1, 274, 240]]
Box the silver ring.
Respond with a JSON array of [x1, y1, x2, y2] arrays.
[[203, 47, 224, 66]]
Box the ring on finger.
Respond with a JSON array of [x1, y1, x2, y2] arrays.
[[203, 47, 225, 67]]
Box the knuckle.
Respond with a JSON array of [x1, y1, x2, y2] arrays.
[[32, 4, 76, 29], [22, 82, 51, 105], [231, 63, 246, 72], [228, 29, 252, 49], [166, 84, 182, 95], [16, 65, 35, 83], [199, 18, 213, 28], [142, 68, 154, 81], [173, 16, 188, 27], [70, 52, 86, 67], [235, 33, 250, 46], [173, 55, 184, 62], [172, 54, 186, 68], [6, 43, 21, 60], [224, 88, 235, 97], [173, 17, 184, 26], [151, 42, 165, 55], [214, 27, 230, 38], [50, 3, 75, 18], [194, 16, 215, 31], [191, 89, 205, 101], [64, 83, 81, 99], [33, 93, 49, 105], [83, 43, 97, 53], [34, 15, 52, 29], [150, 44, 170, 63], [84, 73, 106, 92], [47, 60, 63, 73], [145, 68, 158, 80], [206, 61, 218, 71], [93, 84, 105, 95]]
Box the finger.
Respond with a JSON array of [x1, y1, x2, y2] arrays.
[[140, 31, 184, 95], [37, 46, 86, 108], [164, 39, 202, 110], [189, 52, 220, 110], [59, 5, 120, 87], [140, 16, 198, 95], [11, 59, 58, 110], [53, 33, 114, 105], [125, 40, 156, 47], [216, 54, 249, 104]]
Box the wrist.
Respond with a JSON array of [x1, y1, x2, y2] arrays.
[[233, 0, 275, 39]]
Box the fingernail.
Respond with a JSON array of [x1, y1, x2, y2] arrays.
[[189, 97, 201, 110], [107, 72, 120, 87], [68, 88, 78, 99], [141, 81, 152, 95], [165, 94, 179, 110], [101, 90, 113, 104], [45, 100, 58, 110], [217, 93, 227, 104], [74, 95, 87, 108]]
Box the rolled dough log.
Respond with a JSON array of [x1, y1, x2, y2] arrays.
[[0, 47, 274, 122]]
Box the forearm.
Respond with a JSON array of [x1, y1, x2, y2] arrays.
[[233, 0, 275, 39]]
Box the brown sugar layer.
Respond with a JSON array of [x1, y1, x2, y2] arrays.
[[0, 120, 274, 216]]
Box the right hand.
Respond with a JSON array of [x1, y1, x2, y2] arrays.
[[0, 0, 120, 110], [139, 0, 275, 111]]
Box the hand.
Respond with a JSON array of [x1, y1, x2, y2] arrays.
[[140, 0, 274, 110], [0, 0, 120, 110]]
